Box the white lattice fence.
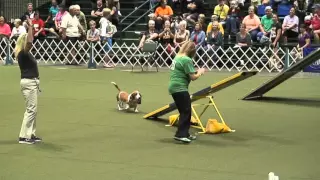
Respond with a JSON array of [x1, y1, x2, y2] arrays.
[[0, 38, 304, 72]]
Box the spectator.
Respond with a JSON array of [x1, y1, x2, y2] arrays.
[[297, 24, 311, 51], [159, 20, 175, 46], [190, 22, 206, 48], [235, 23, 252, 47], [173, 20, 190, 47], [21, 3, 36, 29], [106, 0, 122, 16], [153, 0, 173, 30], [197, 14, 207, 32], [0, 16, 11, 38], [138, 20, 159, 49], [54, 4, 68, 35], [268, 14, 283, 70], [183, 0, 205, 25], [282, 7, 299, 44], [87, 20, 100, 42], [311, 4, 320, 43], [270, 14, 282, 48], [159, 20, 175, 57], [10, 19, 26, 39], [61, 5, 85, 65], [91, 0, 105, 18], [32, 11, 46, 40], [45, 0, 59, 26], [242, 6, 261, 41], [225, 0, 241, 35], [107, 0, 120, 26], [206, 15, 224, 36], [74, 4, 87, 33], [213, 0, 230, 24], [99, 8, 117, 68], [171, 15, 183, 32], [257, 6, 274, 42], [207, 21, 224, 48]]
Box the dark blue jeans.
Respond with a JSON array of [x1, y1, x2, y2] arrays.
[[226, 16, 238, 34]]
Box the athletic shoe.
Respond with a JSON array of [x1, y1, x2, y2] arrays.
[[18, 138, 35, 144], [188, 134, 197, 140], [174, 136, 191, 143], [31, 135, 42, 142]]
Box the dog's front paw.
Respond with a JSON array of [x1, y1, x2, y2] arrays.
[[134, 109, 139, 113]]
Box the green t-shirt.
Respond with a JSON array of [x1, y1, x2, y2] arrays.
[[261, 15, 273, 32], [168, 55, 196, 94]]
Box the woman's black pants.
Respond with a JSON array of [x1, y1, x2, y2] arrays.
[[172, 91, 191, 138]]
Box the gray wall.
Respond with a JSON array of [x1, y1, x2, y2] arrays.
[[0, 0, 49, 21]]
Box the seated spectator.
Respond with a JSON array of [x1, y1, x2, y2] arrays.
[[74, 5, 87, 33], [190, 22, 206, 48], [0, 16, 11, 38], [213, 0, 230, 24], [257, 6, 274, 42], [242, 6, 261, 41], [159, 20, 175, 46], [138, 19, 159, 50], [207, 21, 224, 48], [10, 19, 26, 39], [310, 4, 320, 43], [53, 4, 68, 35], [100, 8, 117, 68], [171, 15, 183, 32], [107, 0, 120, 26], [107, 0, 122, 16], [207, 15, 225, 36], [225, 0, 241, 35], [138, 20, 159, 50], [45, 0, 59, 27], [235, 23, 252, 47], [21, 3, 36, 29], [282, 7, 299, 44], [173, 20, 190, 47], [183, 0, 205, 25], [32, 11, 46, 41], [87, 20, 100, 42], [153, 0, 173, 30], [91, 0, 105, 25], [197, 14, 207, 32]]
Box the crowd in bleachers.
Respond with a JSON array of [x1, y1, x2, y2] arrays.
[[0, 0, 319, 69]]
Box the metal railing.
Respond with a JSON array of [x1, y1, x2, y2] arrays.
[[2, 37, 318, 73]]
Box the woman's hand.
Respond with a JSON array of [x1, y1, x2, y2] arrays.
[[198, 68, 205, 75]]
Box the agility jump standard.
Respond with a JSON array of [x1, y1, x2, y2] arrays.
[[143, 71, 258, 119], [242, 48, 320, 100]]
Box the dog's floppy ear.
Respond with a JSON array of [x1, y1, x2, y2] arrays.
[[130, 92, 137, 101]]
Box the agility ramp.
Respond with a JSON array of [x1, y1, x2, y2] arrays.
[[242, 48, 320, 100], [143, 71, 258, 119]]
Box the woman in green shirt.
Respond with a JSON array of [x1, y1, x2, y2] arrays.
[[168, 41, 205, 143]]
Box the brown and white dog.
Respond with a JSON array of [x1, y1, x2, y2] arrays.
[[111, 82, 142, 112]]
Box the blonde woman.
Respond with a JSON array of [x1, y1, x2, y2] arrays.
[[15, 19, 41, 145], [168, 41, 205, 143], [10, 19, 26, 39], [173, 20, 190, 48]]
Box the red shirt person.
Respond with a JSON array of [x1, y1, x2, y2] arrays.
[[32, 11, 46, 38]]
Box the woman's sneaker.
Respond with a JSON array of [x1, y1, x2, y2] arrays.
[[174, 135, 196, 143], [18, 138, 35, 144], [31, 135, 42, 142]]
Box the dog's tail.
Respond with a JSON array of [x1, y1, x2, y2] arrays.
[[111, 82, 121, 91]]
